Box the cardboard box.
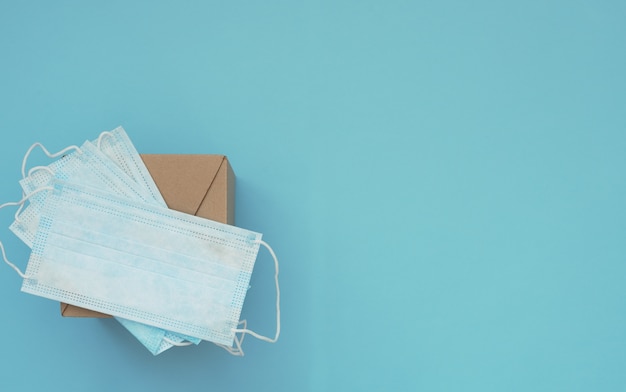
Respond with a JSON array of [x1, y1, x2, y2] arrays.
[[60, 154, 236, 318]]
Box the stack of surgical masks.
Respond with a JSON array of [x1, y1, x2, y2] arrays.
[[1, 127, 280, 356]]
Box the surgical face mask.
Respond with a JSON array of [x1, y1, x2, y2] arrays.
[[11, 141, 157, 247], [6, 180, 279, 353], [12, 136, 201, 355], [116, 318, 202, 354], [93, 126, 166, 206]]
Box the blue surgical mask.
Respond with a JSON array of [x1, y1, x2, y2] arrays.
[[11, 141, 156, 247], [94, 126, 166, 206], [14, 180, 279, 353], [11, 135, 201, 355]]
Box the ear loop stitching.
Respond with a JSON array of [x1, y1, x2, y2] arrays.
[[1, 186, 54, 278]]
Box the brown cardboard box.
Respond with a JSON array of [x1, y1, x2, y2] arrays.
[[60, 154, 236, 318]]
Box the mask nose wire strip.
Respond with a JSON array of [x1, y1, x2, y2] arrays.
[[21, 142, 81, 179], [0, 186, 54, 278], [231, 239, 281, 343]]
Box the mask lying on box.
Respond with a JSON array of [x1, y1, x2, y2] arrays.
[[11, 141, 156, 247], [10, 132, 201, 355], [2, 180, 280, 355], [94, 126, 166, 207], [13, 127, 162, 246]]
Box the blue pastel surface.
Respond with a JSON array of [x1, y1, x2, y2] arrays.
[[1, 1, 625, 391]]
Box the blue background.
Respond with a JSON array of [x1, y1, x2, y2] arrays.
[[1, 1, 625, 391]]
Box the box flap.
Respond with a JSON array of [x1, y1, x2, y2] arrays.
[[196, 155, 235, 225], [140, 154, 226, 215]]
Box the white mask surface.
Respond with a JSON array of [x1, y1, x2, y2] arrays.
[[23, 180, 264, 346], [93, 126, 166, 206], [12, 135, 201, 355], [11, 141, 156, 247]]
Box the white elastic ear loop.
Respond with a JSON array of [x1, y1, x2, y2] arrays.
[[217, 241, 280, 356], [0, 187, 54, 278], [231, 239, 281, 343], [97, 131, 113, 149], [21, 142, 81, 178], [14, 166, 55, 222], [162, 337, 193, 347], [27, 166, 55, 178]]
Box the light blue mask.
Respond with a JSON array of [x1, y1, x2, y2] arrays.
[[95, 129, 199, 354], [93, 126, 166, 206], [11, 135, 201, 355], [11, 141, 156, 247], [12, 180, 279, 354]]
